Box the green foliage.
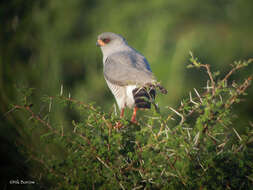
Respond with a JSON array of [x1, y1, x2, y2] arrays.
[[11, 58, 253, 189], [1, 1, 253, 189]]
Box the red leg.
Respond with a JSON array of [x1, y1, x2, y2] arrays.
[[114, 108, 125, 129], [120, 108, 125, 118], [131, 107, 138, 123]]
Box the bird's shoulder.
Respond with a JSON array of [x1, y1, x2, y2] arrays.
[[105, 50, 152, 72]]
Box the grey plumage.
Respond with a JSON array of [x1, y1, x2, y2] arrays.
[[104, 51, 154, 86]]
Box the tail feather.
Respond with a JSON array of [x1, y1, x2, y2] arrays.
[[147, 83, 167, 94], [156, 84, 168, 94], [132, 83, 167, 109], [132, 87, 156, 109]]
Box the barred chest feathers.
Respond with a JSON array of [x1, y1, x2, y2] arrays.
[[106, 80, 136, 110]]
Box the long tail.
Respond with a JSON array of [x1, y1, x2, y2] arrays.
[[132, 83, 167, 109], [132, 87, 155, 109]]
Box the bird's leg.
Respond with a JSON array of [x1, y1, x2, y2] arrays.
[[114, 108, 125, 129], [131, 107, 138, 123], [120, 108, 125, 118]]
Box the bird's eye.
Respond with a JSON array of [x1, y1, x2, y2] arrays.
[[102, 38, 110, 43]]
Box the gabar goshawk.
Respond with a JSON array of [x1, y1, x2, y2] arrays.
[[97, 32, 167, 123]]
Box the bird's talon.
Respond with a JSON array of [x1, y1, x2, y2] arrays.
[[131, 119, 138, 125], [114, 121, 123, 129]]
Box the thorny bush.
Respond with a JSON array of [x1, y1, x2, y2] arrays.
[[10, 54, 253, 189]]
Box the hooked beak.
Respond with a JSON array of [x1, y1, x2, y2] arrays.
[[96, 39, 105, 47]]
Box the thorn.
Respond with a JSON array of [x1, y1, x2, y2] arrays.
[[49, 97, 52, 113], [113, 103, 117, 116], [96, 156, 110, 169], [154, 103, 160, 113], [187, 128, 191, 140], [61, 125, 64, 137], [193, 132, 200, 145], [189, 92, 198, 105], [204, 80, 213, 91], [189, 51, 193, 57], [233, 128, 242, 141], [207, 133, 220, 142], [194, 88, 203, 103], [73, 125, 77, 133], [168, 106, 185, 125], [218, 142, 226, 148], [206, 80, 210, 92], [219, 95, 223, 103], [60, 84, 63, 96]]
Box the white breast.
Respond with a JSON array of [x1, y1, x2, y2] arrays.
[[106, 80, 136, 110], [125, 85, 137, 108]]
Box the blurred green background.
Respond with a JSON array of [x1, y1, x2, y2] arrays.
[[1, 0, 253, 188]]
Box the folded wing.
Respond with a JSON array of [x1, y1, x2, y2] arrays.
[[104, 51, 155, 86]]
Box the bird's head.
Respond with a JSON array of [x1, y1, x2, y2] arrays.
[[97, 32, 128, 56], [97, 32, 126, 47]]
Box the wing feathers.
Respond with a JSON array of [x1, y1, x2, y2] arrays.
[[104, 51, 155, 86]]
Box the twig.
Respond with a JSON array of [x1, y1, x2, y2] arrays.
[[15, 105, 53, 130], [51, 95, 98, 112], [2, 106, 17, 119], [219, 59, 253, 88], [189, 53, 215, 95], [199, 64, 215, 96], [225, 76, 252, 108], [13, 104, 115, 179], [222, 64, 244, 83]]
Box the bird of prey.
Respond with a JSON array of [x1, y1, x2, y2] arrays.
[[97, 32, 167, 123]]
